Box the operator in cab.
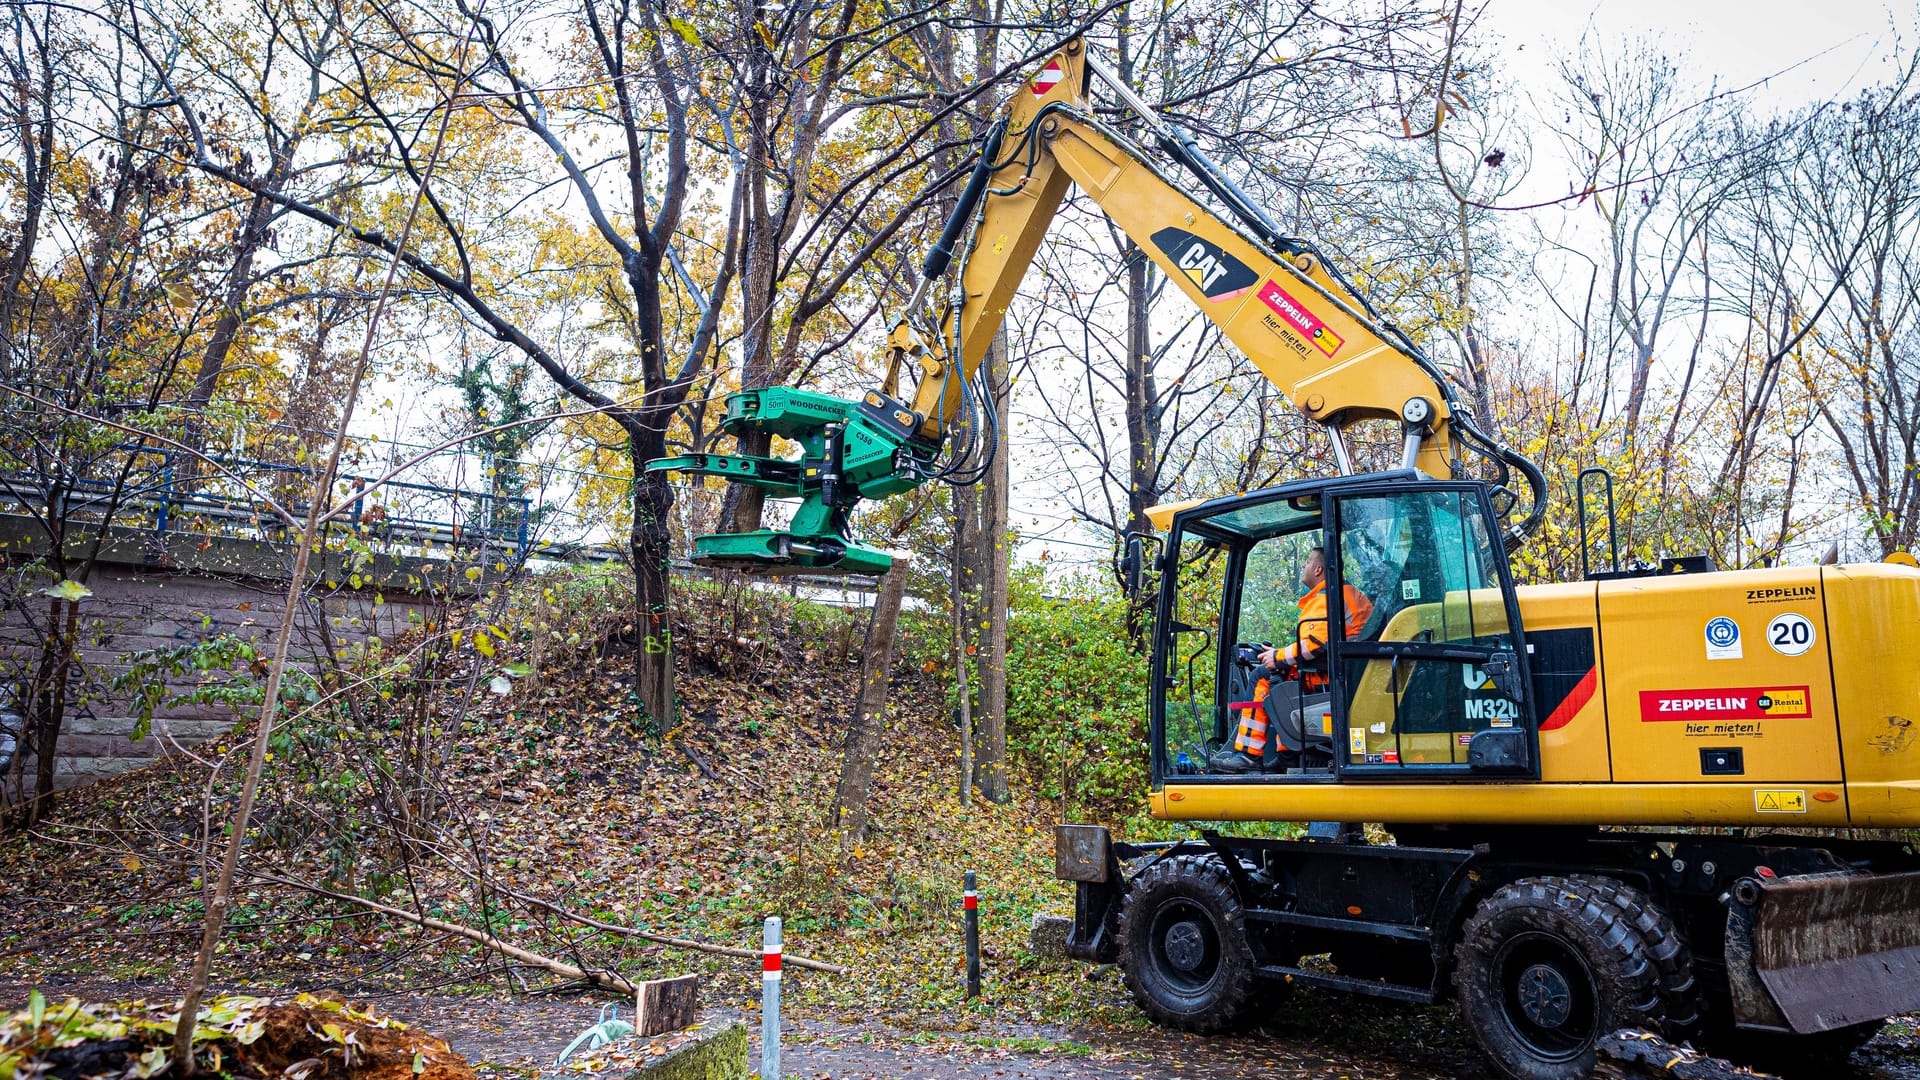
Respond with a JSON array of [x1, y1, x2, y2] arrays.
[[1210, 545, 1373, 773], [1260, 545, 1372, 690]]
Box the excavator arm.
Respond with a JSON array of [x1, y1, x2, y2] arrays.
[[649, 38, 1542, 574]]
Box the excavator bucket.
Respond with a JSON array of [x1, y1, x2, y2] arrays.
[[1728, 869, 1920, 1033]]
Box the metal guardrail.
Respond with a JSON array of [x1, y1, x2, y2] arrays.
[[1, 446, 532, 559], [0, 438, 902, 596]]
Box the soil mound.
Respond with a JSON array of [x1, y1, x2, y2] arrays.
[[2, 993, 473, 1080]]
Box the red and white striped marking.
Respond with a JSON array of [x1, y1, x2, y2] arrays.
[[1030, 60, 1064, 97], [763, 944, 783, 981], [963, 887, 978, 911]]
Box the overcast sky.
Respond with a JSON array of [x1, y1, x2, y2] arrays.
[[1492, 0, 1905, 110]]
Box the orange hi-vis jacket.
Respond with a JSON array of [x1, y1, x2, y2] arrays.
[[1288, 581, 1374, 693], [1282, 581, 1375, 666], [1233, 582, 1376, 757]]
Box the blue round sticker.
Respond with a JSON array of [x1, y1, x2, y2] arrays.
[[1705, 617, 1739, 648]]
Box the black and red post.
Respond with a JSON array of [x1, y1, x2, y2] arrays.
[[964, 869, 981, 998]]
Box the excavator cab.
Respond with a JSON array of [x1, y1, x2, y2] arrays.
[[1151, 471, 1540, 785]]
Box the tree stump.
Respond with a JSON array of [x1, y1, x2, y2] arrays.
[[634, 975, 701, 1037]]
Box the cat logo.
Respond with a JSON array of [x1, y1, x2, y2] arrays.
[[1150, 227, 1257, 301]]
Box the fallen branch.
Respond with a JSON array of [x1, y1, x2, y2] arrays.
[[497, 881, 850, 974], [671, 736, 719, 781], [248, 870, 637, 995]]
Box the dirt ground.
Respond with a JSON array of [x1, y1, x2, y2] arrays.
[[11, 974, 1920, 1080]]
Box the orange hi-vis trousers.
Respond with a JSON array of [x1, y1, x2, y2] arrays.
[[1231, 676, 1272, 757]]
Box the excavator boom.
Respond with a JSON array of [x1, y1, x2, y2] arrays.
[[649, 38, 1539, 573]]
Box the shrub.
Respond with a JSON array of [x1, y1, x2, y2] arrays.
[[1003, 579, 1149, 820]]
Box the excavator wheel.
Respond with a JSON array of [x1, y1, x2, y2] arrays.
[[1566, 873, 1700, 1036], [1119, 855, 1262, 1034], [1453, 876, 1667, 1080]]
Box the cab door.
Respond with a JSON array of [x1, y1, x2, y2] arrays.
[[1327, 485, 1538, 778]]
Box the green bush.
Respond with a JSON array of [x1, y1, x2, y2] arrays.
[[1003, 576, 1149, 820]]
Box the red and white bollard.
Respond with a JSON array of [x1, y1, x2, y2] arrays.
[[762, 916, 781, 1079]]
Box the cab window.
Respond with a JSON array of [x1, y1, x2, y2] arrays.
[[1335, 489, 1519, 768]]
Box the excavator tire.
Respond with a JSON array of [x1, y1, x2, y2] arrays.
[[1566, 873, 1700, 1035], [1119, 855, 1262, 1034], [1453, 876, 1666, 1080]]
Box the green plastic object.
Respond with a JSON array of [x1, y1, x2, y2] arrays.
[[645, 386, 934, 576]]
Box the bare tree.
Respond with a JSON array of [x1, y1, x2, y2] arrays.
[[119, 0, 1012, 728], [1782, 57, 1920, 558], [1549, 41, 1760, 435]]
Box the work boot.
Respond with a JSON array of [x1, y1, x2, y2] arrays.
[[1208, 749, 1259, 774]]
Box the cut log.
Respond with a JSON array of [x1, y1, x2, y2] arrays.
[[634, 974, 701, 1037]]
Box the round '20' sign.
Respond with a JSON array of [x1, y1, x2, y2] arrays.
[[1767, 612, 1816, 657]]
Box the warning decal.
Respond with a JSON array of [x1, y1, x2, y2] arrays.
[[1030, 60, 1065, 96], [1754, 789, 1808, 813]]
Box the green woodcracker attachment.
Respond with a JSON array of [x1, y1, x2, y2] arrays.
[[645, 386, 935, 575]]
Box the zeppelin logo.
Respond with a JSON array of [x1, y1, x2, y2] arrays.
[[1746, 585, 1816, 604], [1640, 686, 1812, 722], [1257, 281, 1344, 357], [1030, 60, 1065, 96]]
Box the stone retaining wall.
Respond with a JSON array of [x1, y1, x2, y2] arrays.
[[1, 516, 488, 795]]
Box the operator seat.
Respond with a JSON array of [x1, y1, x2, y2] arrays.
[[1265, 682, 1333, 763], [1265, 578, 1392, 767]]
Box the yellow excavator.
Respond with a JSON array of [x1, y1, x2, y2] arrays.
[[650, 37, 1920, 1080]]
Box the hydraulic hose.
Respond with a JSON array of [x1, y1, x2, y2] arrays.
[[1453, 411, 1548, 551], [921, 120, 1007, 283]]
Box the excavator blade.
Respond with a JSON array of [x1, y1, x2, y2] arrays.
[[1732, 869, 1920, 1033]]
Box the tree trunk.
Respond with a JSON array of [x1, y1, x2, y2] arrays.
[[15, 594, 76, 829], [954, 467, 982, 611], [1121, 244, 1159, 641], [30, 598, 78, 825], [952, 514, 972, 805], [974, 329, 1011, 803], [831, 558, 909, 844], [0, 28, 52, 379], [630, 446, 676, 733], [187, 178, 284, 410], [717, 50, 780, 537]]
